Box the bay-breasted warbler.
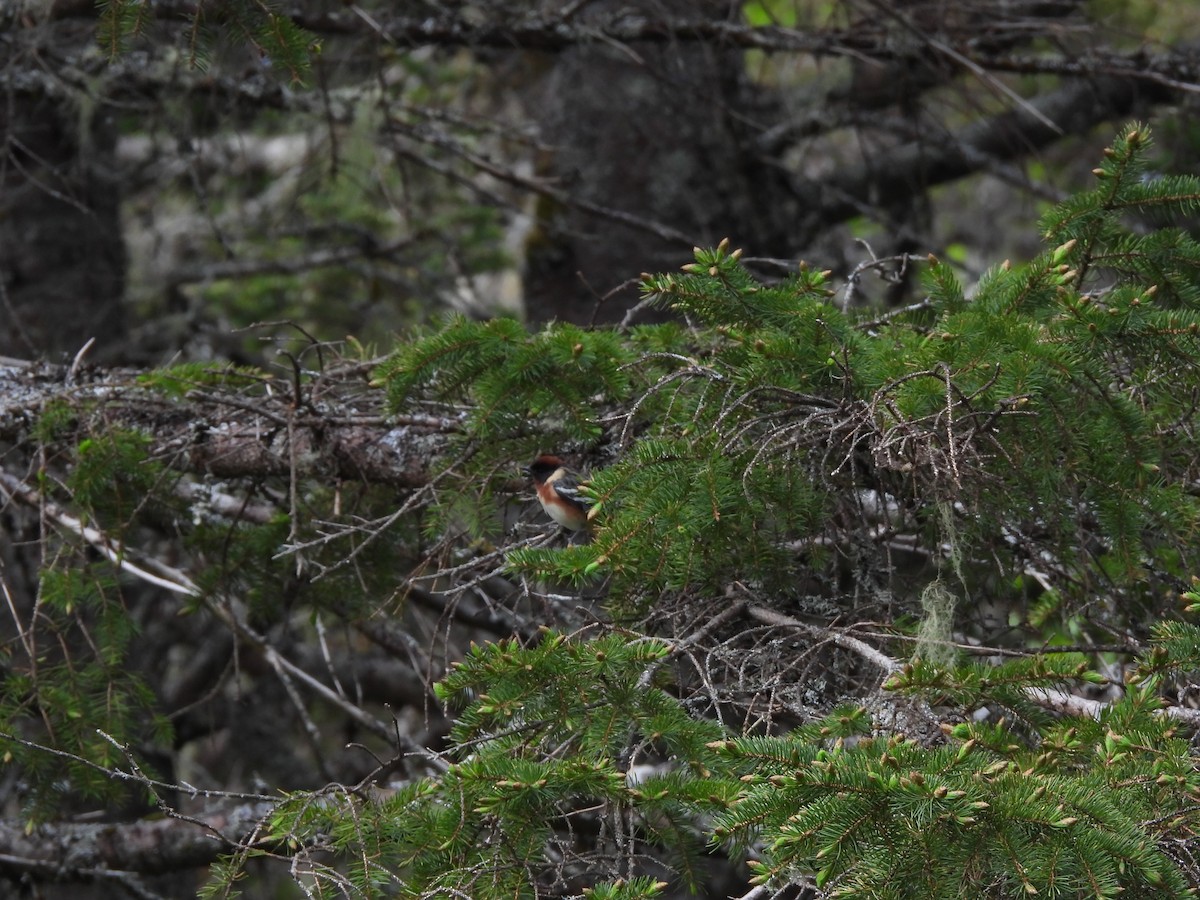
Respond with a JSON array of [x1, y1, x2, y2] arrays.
[[524, 454, 593, 532]]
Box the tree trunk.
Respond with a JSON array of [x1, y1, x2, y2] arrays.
[[522, 0, 797, 324], [0, 71, 127, 362]]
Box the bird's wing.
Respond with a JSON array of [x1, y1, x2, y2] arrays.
[[552, 472, 594, 509]]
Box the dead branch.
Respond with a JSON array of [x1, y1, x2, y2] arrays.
[[0, 799, 275, 879], [0, 360, 453, 487]]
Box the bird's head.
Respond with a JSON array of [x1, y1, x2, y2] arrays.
[[525, 454, 566, 482]]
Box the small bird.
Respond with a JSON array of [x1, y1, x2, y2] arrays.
[[524, 454, 593, 532]]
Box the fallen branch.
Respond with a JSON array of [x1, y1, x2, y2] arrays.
[[0, 360, 451, 486]]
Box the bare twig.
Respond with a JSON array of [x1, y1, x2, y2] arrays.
[[745, 603, 902, 677]]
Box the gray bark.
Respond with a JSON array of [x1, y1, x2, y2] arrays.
[[0, 68, 127, 361]]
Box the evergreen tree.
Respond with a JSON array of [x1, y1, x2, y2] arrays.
[[4, 123, 1200, 898]]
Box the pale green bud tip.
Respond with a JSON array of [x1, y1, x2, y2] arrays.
[[1053, 238, 1076, 262]]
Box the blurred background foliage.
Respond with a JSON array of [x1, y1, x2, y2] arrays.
[[5, 0, 1198, 368]]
